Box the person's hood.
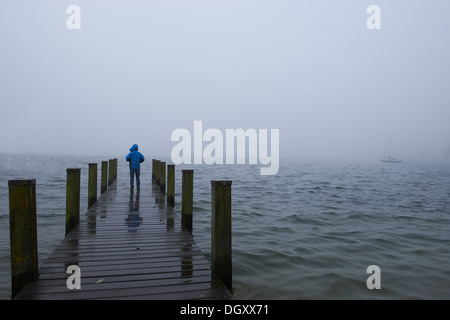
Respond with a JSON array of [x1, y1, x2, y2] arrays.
[[130, 144, 139, 152]]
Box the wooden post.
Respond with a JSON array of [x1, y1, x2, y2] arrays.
[[101, 161, 108, 194], [211, 180, 232, 291], [152, 159, 156, 181], [8, 179, 38, 299], [108, 159, 114, 186], [155, 160, 161, 186], [113, 158, 118, 181], [160, 161, 166, 194], [167, 164, 175, 206], [66, 168, 81, 235], [110, 159, 115, 182], [88, 163, 97, 208], [181, 170, 193, 234]]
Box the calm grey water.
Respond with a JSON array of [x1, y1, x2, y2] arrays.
[[1, 154, 449, 299]]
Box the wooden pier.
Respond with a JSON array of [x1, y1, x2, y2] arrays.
[[11, 160, 232, 300]]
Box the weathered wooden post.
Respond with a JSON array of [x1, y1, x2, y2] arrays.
[[66, 168, 81, 236], [8, 179, 38, 299], [101, 161, 108, 194], [155, 160, 161, 186], [152, 159, 156, 181], [167, 164, 175, 206], [181, 170, 193, 234], [108, 159, 114, 186], [211, 180, 232, 291], [88, 163, 97, 208], [113, 158, 118, 181], [160, 161, 166, 194]]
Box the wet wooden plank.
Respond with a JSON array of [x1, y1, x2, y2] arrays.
[[14, 181, 232, 300], [17, 281, 230, 300]]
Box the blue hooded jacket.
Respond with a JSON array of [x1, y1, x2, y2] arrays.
[[126, 144, 145, 170]]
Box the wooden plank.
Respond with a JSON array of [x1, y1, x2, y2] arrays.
[[28, 269, 215, 286], [14, 180, 232, 300], [39, 255, 209, 269], [18, 273, 222, 295]]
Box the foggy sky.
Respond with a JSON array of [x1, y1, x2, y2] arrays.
[[1, 1, 449, 162]]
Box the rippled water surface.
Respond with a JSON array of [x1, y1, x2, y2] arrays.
[[1, 154, 450, 299]]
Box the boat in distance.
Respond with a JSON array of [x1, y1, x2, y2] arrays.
[[381, 156, 402, 163]]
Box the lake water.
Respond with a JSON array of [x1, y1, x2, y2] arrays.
[[1, 154, 450, 299]]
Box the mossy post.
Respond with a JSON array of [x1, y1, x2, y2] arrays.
[[8, 179, 38, 299], [155, 160, 161, 186], [66, 168, 81, 236], [211, 180, 232, 291], [167, 164, 175, 206], [101, 161, 108, 194], [160, 161, 166, 194], [108, 159, 114, 186], [113, 158, 118, 181], [152, 159, 156, 181], [181, 170, 193, 234], [88, 163, 97, 208]]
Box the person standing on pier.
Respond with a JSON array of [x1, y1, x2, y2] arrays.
[[126, 144, 145, 189]]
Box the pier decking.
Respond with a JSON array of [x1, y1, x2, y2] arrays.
[[14, 180, 232, 300]]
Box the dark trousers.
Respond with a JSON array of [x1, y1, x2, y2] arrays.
[[130, 169, 140, 188]]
